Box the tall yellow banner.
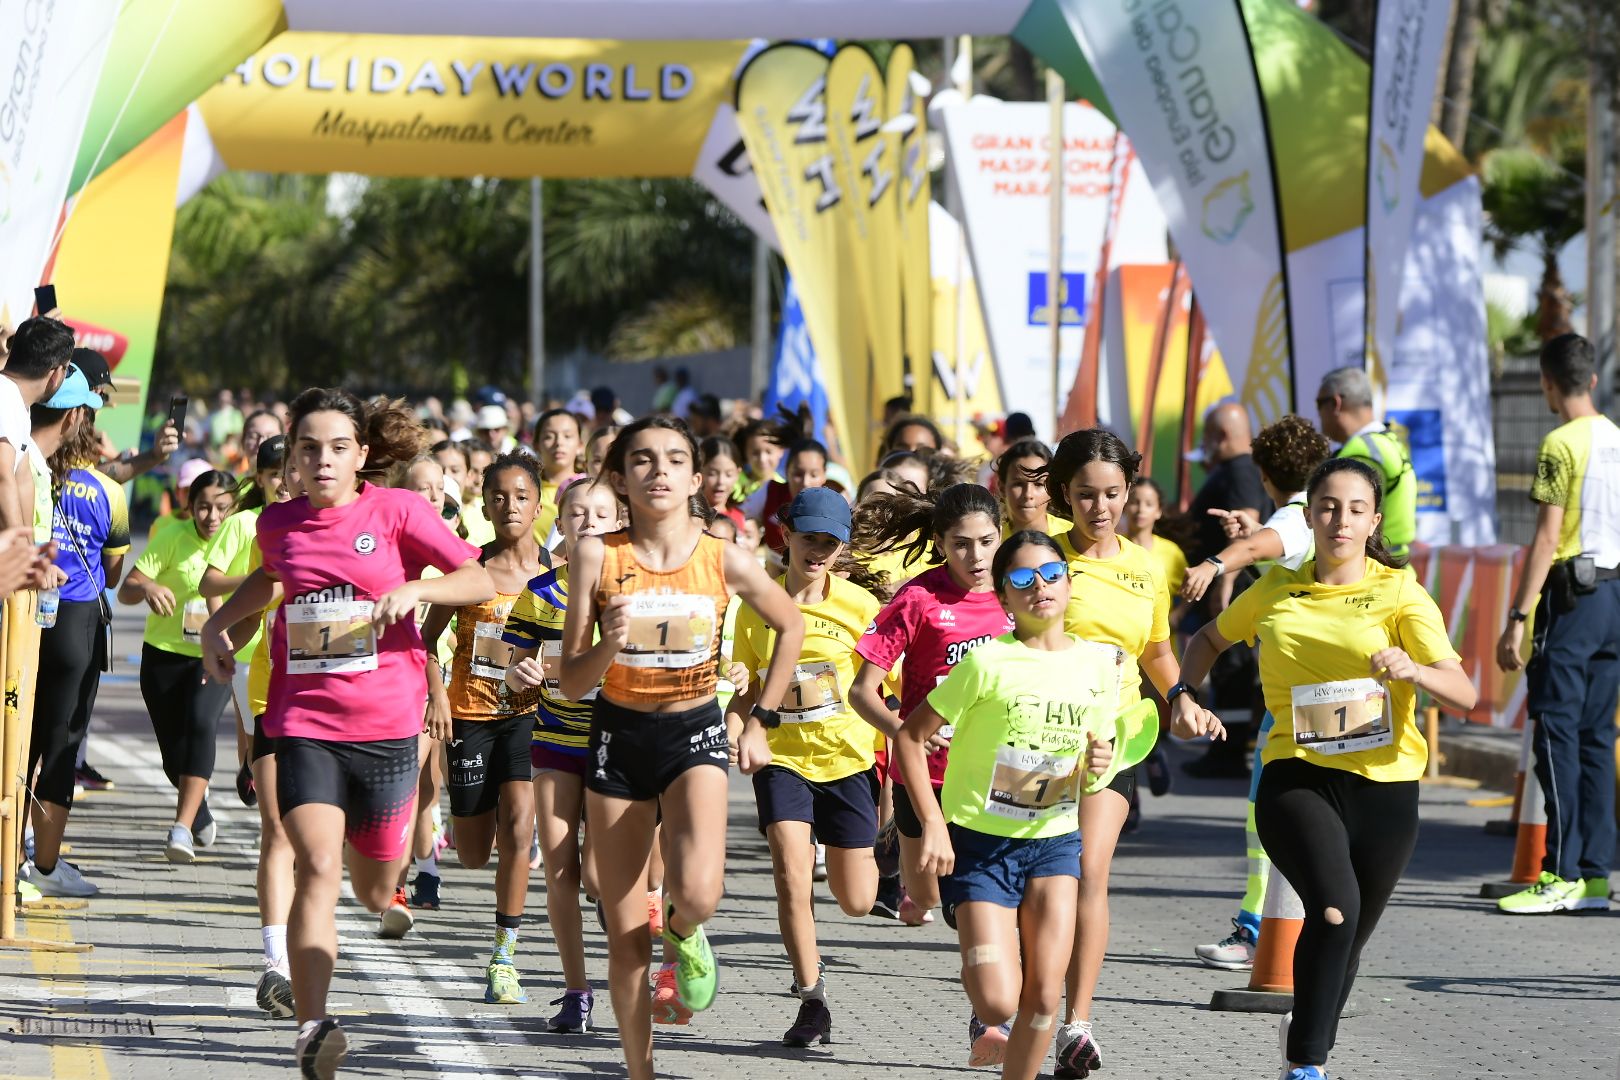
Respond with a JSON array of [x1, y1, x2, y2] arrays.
[[825, 45, 904, 459], [735, 44, 870, 469], [885, 44, 933, 420]]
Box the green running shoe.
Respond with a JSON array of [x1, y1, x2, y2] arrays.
[[661, 900, 718, 1012], [1496, 871, 1585, 914], [1579, 877, 1612, 910], [485, 960, 528, 1004]]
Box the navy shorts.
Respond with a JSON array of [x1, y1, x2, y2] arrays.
[[939, 825, 1082, 909], [892, 780, 941, 840], [449, 712, 534, 818], [753, 765, 879, 848]]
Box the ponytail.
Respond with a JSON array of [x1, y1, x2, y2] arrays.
[[850, 482, 1001, 569], [288, 387, 427, 485]]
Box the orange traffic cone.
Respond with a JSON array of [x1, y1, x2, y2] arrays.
[[1211, 872, 1364, 1015], [1485, 723, 1535, 837], [1480, 725, 1547, 898]]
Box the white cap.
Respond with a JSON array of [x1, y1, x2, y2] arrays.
[[475, 404, 509, 431]]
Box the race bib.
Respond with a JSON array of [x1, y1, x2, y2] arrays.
[[181, 598, 209, 645], [778, 660, 842, 723], [618, 593, 715, 670], [540, 639, 563, 692], [470, 620, 514, 680], [1076, 639, 1128, 707], [986, 746, 1079, 822], [1291, 678, 1392, 756], [286, 599, 378, 674]]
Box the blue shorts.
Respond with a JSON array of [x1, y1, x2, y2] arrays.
[[939, 824, 1081, 909], [753, 764, 879, 849]]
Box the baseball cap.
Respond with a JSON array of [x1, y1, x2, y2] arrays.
[[44, 364, 105, 411], [255, 434, 287, 472], [71, 348, 113, 392], [781, 487, 851, 543], [177, 457, 214, 490], [475, 404, 509, 430]]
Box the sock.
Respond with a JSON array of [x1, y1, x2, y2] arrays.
[[262, 924, 288, 966], [798, 977, 827, 1004], [492, 912, 520, 959], [414, 852, 438, 879]]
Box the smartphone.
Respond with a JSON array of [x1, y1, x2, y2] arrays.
[[167, 395, 188, 437], [34, 284, 57, 315]]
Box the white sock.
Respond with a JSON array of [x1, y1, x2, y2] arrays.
[[414, 853, 438, 879], [262, 924, 287, 966], [799, 977, 827, 1003]]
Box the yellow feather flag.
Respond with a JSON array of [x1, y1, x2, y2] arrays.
[[826, 45, 905, 463], [885, 43, 933, 420], [735, 44, 870, 469]]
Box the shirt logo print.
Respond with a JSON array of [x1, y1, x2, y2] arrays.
[[354, 532, 377, 555]]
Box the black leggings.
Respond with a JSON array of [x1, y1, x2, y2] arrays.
[[29, 600, 105, 807], [139, 643, 232, 786], [1255, 757, 1419, 1067]]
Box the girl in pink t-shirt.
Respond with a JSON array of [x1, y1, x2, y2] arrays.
[[849, 483, 1012, 929], [202, 388, 490, 1079]]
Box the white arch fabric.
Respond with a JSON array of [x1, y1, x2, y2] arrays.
[[278, 0, 1034, 39]]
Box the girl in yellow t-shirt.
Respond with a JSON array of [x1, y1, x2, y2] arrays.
[[1045, 430, 1222, 1076], [995, 439, 1070, 539], [729, 487, 882, 1050], [533, 408, 585, 541], [1172, 458, 1473, 1079]]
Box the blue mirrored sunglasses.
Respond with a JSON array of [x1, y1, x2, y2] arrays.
[[1004, 561, 1069, 590]]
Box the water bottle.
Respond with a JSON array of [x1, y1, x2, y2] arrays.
[[36, 586, 59, 629]]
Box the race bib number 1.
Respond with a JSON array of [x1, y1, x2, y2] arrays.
[[471, 620, 515, 680], [618, 593, 715, 670], [1291, 678, 1392, 756], [287, 600, 378, 675], [778, 660, 841, 723], [986, 746, 1078, 822]]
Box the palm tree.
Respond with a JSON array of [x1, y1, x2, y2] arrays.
[[1480, 146, 1585, 340]]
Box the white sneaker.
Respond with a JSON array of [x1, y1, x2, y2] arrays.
[[256, 958, 295, 1018], [295, 1018, 347, 1079], [1278, 1011, 1291, 1080], [1055, 1019, 1102, 1077], [1195, 919, 1257, 970], [165, 824, 196, 864], [812, 843, 827, 882], [194, 803, 217, 848], [29, 859, 98, 898]]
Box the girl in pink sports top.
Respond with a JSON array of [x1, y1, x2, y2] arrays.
[[201, 388, 492, 1080], [849, 483, 1012, 927]]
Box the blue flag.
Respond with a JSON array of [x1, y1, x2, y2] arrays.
[[763, 273, 828, 438]]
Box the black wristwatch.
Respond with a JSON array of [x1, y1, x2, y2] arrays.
[[751, 704, 782, 729], [1203, 555, 1226, 575], [1508, 608, 1529, 623], [1166, 681, 1200, 706]]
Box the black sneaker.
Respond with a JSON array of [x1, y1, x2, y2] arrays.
[[788, 960, 825, 996], [870, 874, 902, 919], [75, 762, 115, 791], [237, 761, 258, 808], [873, 817, 900, 879], [782, 997, 832, 1047], [410, 872, 441, 911], [295, 1017, 347, 1079], [1144, 744, 1171, 796]]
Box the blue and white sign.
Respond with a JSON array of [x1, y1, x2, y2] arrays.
[[763, 273, 828, 437], [1027, 271, 1087, 327]]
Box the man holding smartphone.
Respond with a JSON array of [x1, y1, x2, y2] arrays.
[[1496, 333, 1620, 916]]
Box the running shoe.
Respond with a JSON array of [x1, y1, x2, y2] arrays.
[[1496, 871, 1588, 915], [788, 960, 826, 996], [485, 959, 528, 1004], [646, 890, 664, 937], [870, 874, 902, 920], [873, 818, 900, 878], [812, 842, 828, 883], [650, 965, 692, 1025], [22, 826, 33, 862], [1278, 1010, 1291, 1076], [75, 763, 114, 791], [194, 802, 217, 848], [528, 829, 541, 870], [294, 1017, 347, 1079], [237, 761, 257, 808], [1195, 919, 1258, 970], [942, 899, 959, 930], [662, 900, 718, 1012], [1582, 877, 1613, 909], [967, 1013, 1010, 1068], [1123, 790, 1142, 833], [165, 824, 196, 864], [410, 872, 441, 911], [379, 887, 413, 939], [257, 959, 295, 1019], [28, 859, 97, 898], [547, 989, 593, 1033], [898, 894, 933, 926], [1055, 1019, 1101, 1078], [782, 997, 832, 1047], [591, 895, 606, 935], [1144, 743, 1172, 796]]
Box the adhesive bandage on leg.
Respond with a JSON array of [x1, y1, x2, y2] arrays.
[[1029, 1012, 1055, 1031], [964, 944, 1001, 966], [1323, 907, 1344, 925]]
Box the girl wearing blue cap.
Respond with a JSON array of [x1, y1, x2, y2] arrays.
[[729, 485, 883, 1050]]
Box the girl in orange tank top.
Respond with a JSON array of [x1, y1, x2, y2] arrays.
[[560, 416, 803, 1080]]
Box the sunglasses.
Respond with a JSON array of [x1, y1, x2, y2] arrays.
[[1004, 561, 1069, 591]]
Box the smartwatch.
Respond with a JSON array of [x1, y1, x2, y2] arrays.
[[751, 704, 782, 730], [1203, 555, 1226, 575], [1508, 608, 1529, 623], [1166, 681, 1200, 706]]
